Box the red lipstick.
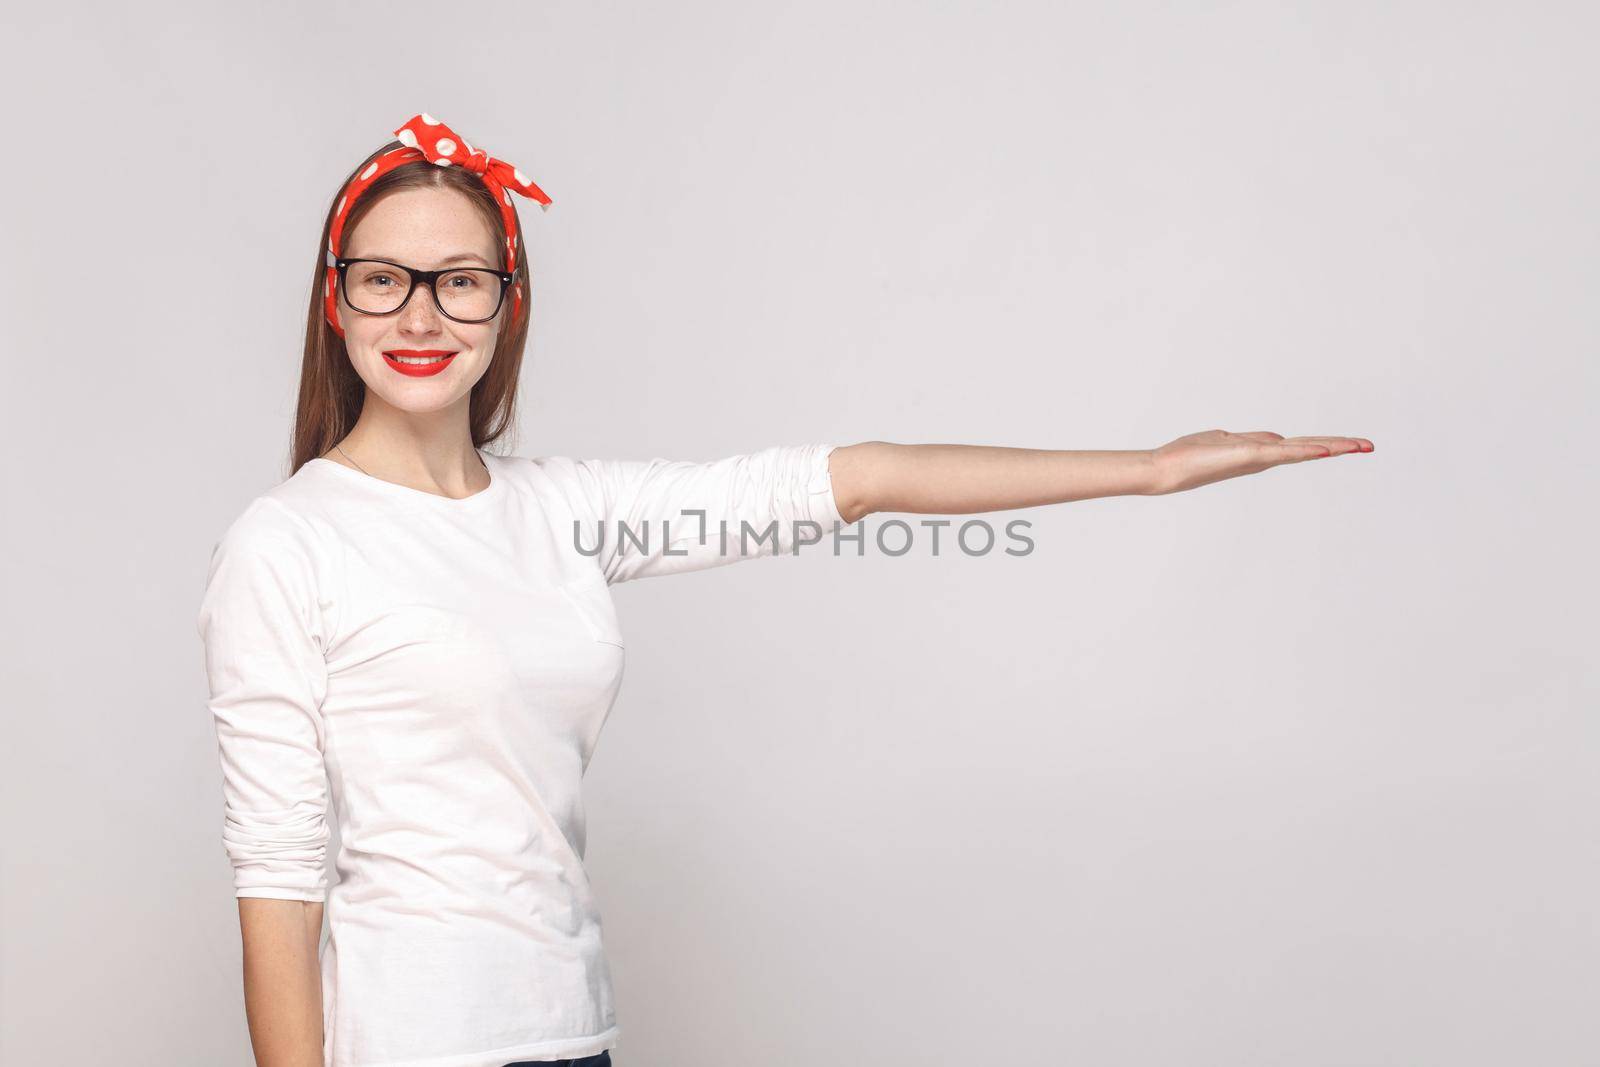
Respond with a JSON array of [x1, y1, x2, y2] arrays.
[[383, 349, 459, 377]]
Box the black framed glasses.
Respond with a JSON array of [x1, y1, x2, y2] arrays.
[[329, 253, 515, 324]]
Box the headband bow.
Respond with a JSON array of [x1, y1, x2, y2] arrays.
[[322, 113, 551, 337]]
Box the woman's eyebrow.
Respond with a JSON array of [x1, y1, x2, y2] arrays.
[[361, 252, 494, 267]]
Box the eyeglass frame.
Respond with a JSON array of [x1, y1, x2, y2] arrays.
[[327, 251, 517, 325]]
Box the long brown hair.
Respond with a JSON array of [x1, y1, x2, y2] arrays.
[[287, 141, 532, 475]]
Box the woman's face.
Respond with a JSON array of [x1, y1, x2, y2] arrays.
[[337, 186, 507, 414]]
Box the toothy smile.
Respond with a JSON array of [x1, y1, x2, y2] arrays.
[[382, 350, 459, 377], [385, 350, 456, 364]]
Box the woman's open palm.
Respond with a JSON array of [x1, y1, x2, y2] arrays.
[[1149, 429, 1373, 495]]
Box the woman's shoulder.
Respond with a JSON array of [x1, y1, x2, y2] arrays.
[[206, 461, 343, 567], [207, 491, 325, 567], [488, 450, 589, 498], [197, 487, 339, 644], [502, 452, 616, 522]]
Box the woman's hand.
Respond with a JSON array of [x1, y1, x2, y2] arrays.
[[1146, 429, 1373, 496]]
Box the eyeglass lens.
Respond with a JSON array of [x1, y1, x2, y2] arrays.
[[344, 262, 503, 322]]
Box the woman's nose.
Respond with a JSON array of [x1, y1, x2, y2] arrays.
[[397, 283, 445, 331]]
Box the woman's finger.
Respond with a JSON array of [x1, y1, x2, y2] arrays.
[[1282, 436, 1371, 454], [1279, 442, 1334, 462]]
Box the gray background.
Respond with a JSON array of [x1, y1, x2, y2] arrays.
[[4, 2, 1596, 1064]]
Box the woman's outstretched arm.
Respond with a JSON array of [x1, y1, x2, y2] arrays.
[[828, 430, 1373, 524]]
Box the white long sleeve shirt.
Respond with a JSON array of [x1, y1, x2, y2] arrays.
[[195, 443, 843, 1067]]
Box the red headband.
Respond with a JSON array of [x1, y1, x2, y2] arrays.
[[323, 113, 552, 337]]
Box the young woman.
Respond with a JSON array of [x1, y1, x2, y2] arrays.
[[196, 114, 1371, 1067]]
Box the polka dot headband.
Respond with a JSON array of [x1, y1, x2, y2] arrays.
[[323, 113, 552, 337]]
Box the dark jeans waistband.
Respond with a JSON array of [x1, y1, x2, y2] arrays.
[[502, 1050, 612, 1067]]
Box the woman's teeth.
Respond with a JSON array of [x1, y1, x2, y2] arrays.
[[391, 354, 453, 364]]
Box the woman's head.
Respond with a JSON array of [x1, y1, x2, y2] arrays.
[[291, 135, 538, 471]]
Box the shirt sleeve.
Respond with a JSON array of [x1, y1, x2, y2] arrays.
[[566, 443, 845, 585], [194, 497, 333, 901]]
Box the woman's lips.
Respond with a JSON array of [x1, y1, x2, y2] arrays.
[[383, 350, 458, 377]]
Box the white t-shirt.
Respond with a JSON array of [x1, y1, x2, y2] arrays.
[[195, 443, 843, 1067]]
